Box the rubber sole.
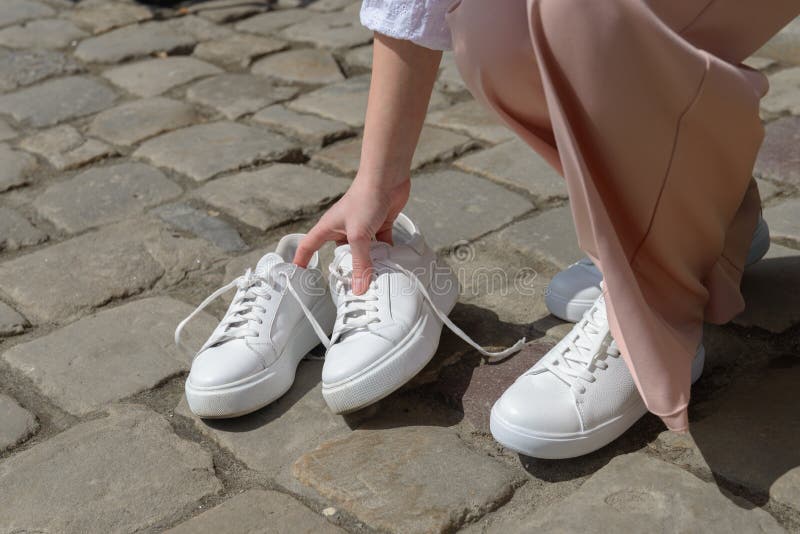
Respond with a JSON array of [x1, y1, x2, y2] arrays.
[[321, 269, 460, 414], [185, 296, 336, 418], [490, 345, 705, 459]]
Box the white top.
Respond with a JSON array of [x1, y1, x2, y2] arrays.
[[360, 0, 453, 51]]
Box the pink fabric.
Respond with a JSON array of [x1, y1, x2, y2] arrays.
[[446, 0, 799, 430]]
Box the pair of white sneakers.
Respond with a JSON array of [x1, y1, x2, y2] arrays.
[[175, 214, 522, 419]]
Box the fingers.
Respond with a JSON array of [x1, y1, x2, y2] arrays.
[[293, 224, 331, 267], [347, 228, 374, 295]]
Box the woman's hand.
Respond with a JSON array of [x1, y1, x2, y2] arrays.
[[293, 177, 410, 295]]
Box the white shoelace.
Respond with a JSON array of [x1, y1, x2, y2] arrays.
[[536, 299, 619, 394]]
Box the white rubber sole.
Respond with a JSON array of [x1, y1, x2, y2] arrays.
[[321, 269, 460, 414], [490, 345, 705, 459], [185, 296, 336, 418]]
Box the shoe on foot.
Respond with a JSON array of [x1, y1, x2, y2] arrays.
[[545, 216, 771, 323], [317, 213, 525, 414], [175, 234, 336, 418], [490, 293, 704, 459]]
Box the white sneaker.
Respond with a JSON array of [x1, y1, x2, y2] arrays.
[[316, 214, 525, 414], [545, 216, 771, 322], [175, 235, 336, 418], [490, 293, 704, 459]]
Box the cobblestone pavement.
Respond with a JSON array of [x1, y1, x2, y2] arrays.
[[0, 1, 798, 532]]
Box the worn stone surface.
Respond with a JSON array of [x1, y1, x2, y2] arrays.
[[74, 20, 197, 63], [491, 453, 783, 533], [187, 74, 298, 119], [88, 97, 199, 146], [764, 198, 800, 245], [0, 301, 29, 336], [0, 394, 37, 451], [0, 206, 46, 251], [135, 121, 298, 181], [343, 44, 371, 71], [0, 18, 87, 49], [234, 9, 308, 35], [69, 2, 153, 34], [193, 32, 287, 68], [0, 76, 117, 127], [404, 170, 533, 251], [0, 0, 54, 28], [280, 11, 372, 49], [0, 405, 221, 533], [103, 56, 222, 97], [734, 243, 800, 332], [0, 49, 83, 92], [437, 52, 468, 94], [165, 15, 234, 42], [188, 0, 269, 23], [3, 298, 216, 416], [0, 119, 15, 141], [252, 105, 353, 147], [758, 17, 800, 65], [493, 207, 584, 270], [757, 177, 782, 203], [455, 138, 567, 203], [0, 218, 225, 323], [0, 144, 37, 192], [428, 100, 514, 145], [195, 163, 349, 230], [33, 162, 182, 233], [293, 426, 522, 533], [252, 48, 344, 85], [167, 490, 344, 534], [754, 115, 800, 186], [153, 202, 247, 253], [20, 124, 115, 170], [762, 67, 800, 119]]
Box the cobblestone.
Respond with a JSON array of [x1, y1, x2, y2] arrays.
[[279, 11, 372, 49], [153, 202, 247, 253], [0, 18, 87, 49], [251, 48, 345, 85], [193, 33, 287, 68], [186, 73, 299, 119], [69, 1, 153, 34], [0, 49, 83, 92], [494, 207, 584, 270], [252, 105, 353, 147], [0, 119, 15, 141], [428, 100, 514, 144], [0, 0, 54, 28], [103, 56, 222, 97], [0, 405, 221, 533], [74, 20, 197, 63], [0, 301, 29, 337], [735, 243, 800, 333], [762, 67, 800, 119], [20, 124, 115, 170], [0, 206, 47, 251], [0, 393, 37, 451], [234, 9, 308, 35], [88, 97, 199, 146], [764, 198, 800, 245], [754, 115, 800, 186], [187, 0, 269, 24], [135, 121, 298, 182], [0, 143, 37, 192]]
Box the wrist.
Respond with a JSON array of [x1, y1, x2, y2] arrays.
[[353, 168, 410, 193]]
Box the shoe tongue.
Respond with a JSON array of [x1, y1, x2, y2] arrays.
[[254, 252, 285, 276]]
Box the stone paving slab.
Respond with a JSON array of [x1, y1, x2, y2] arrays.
[[186, 73, 299, 119], [754, 115, 800, 186], [765, 198, 800, 245], [2, 297, 216, 416], [493, 207, 584, 270], [279, 11, 372, 50], [195, 163, 350, 230], [0, 405, 221, 534], [427, 100, 515, 145], [103, 56, 222, 97], [19, 124, 116, 171], [758, 17, 800, 65], [251, 48, 345, 85], [153, 202, 247, 253], [489, 453, 784, 533], [252, 105, 353, 147], [0, 206, 47, 251], [188, 0, 269, 24], [762, 67, 800, 119], [293, 426, 523, 533], [234, 9, 309, 36], [0, 119, 16, 141], [0, 0, 54, 29], [74, 20, 197, 63], [69, 1, 153, 34], [0, 49, 83, 92], [0, 393, 37, 451], [0, 143, 37, 192], [0, 300, 29, 336], [135, 121, 299, 182], [167, 489, 344, 534], [193, 32, 288, 68], [88, 96, 199, 146], [0, 18, 87, 49]]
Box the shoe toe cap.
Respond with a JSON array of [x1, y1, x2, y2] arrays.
[[492, 374, 582, 436], [188, 342, 264, 388], [322, 335, 395, 386]]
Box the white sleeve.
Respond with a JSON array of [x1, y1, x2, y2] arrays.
[[360, 0, 453, 51]]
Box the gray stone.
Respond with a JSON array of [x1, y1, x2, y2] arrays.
[[195, 163, 349, 230], [74, 20, 197, 63], [764, 198, 800, 244], [0, 405, 221, 533], [33, 162, 182, 233], [103, 56, 222, 97], [167, 490, 344, 534], [88, 97, 199, 146], [343, 44, 372, 71], [734, 243, 800, 332], [0, 207, 46, 251], [0, 119, 15, 141], [754, 116, 800, 186], [455, 138, 568, 203], [252, 105, 353, 147], [280, 11, 372, 49], [761, 67, 800, 119], [69, 2, 153, 34], [0, 76, 117, 127], [20, 125, 115, 171], [188, 0, 269, 23], [492, 453, 783, 533], [293, 426, 522, 533], [0, 144, 37, 192], [234, 9, 308, 36], [0, 301, 29, 336], [0, 0, 54, 28], [0, 218, 226, 323], [0, 394, 36, 451], [756, 177, 782, 203], [758, 17, 800, 65], [135, 121, 298, 182], [153, 203, 247, 253], [165, 15, 234, 42], [0, 19, 87, 49], [743, 56, 777, 71], [186, 74, 298, 119], [437, 52, 468, 94], [252, 48, 344, 85], [492, 207, 584, 270], [193, 33, 287, 68], [308, 0, 358, 12], [3, 298, 216, 416], [427, 100, 514, 144], [404, 170, 534, 251], [0, 49, 83, 92]]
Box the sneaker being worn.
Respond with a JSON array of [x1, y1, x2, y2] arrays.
[[490, 293, 704, 459], [315, 213, 525, 414], [175, 234, 336, 418], [545, 216, 771, 322]]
